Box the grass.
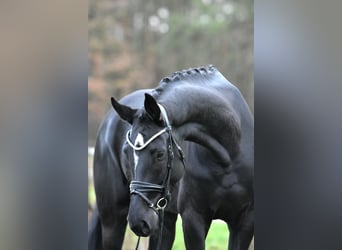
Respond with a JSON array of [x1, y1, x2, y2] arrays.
[[88, 154, 229, 249], [120, 216, 228, 249], [89, 185, 229, 249], [173, 217, 228, 250]]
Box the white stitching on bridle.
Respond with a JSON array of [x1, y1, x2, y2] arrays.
[[126, 128, 167, 151], [126, 103, 170, 151], [158, 104, 170, 126]]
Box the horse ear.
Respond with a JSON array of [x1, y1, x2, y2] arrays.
[[111, 97, 136, 124], [144, 93, 161, 123]]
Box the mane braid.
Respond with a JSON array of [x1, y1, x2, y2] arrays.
[[159, 65, 217, 84]]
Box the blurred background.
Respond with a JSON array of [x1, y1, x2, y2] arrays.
[[88, 0, 253, 146], [2, 0, 342, 250], [88, 0, 253, 249]]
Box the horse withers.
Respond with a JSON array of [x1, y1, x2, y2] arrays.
[[88, 65, 254, 250]]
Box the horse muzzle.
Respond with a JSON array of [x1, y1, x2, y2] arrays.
[[129, 218, 151, 237], [127, 196, 159, 237]]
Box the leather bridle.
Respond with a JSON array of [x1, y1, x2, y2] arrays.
[[126, 104, 185, 250]]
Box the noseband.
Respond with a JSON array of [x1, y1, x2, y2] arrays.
[[126, 104, 185, 249], [127, 126, 176, 212], [126, 104, 185, 212]]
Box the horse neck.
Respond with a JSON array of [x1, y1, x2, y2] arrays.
[[158, 85, 241, 166]]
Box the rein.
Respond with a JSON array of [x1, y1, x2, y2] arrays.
[[126, 104, 185, 250]]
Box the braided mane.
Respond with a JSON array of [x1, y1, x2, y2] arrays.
[[159, 65, 217, 84]]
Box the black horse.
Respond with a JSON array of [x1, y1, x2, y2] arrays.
[[88, 65, 254, 250]]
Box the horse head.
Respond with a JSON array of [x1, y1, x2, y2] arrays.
[[111, 93, 185, 237]]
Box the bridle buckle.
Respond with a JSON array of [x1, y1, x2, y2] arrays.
[[156, 197, 168, 210]]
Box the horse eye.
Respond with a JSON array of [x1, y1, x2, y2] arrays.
[[156, 151, 165, 160]]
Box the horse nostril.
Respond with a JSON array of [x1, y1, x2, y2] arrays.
[[129, 218, 152, 236], [140, 220, 150, 235]]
